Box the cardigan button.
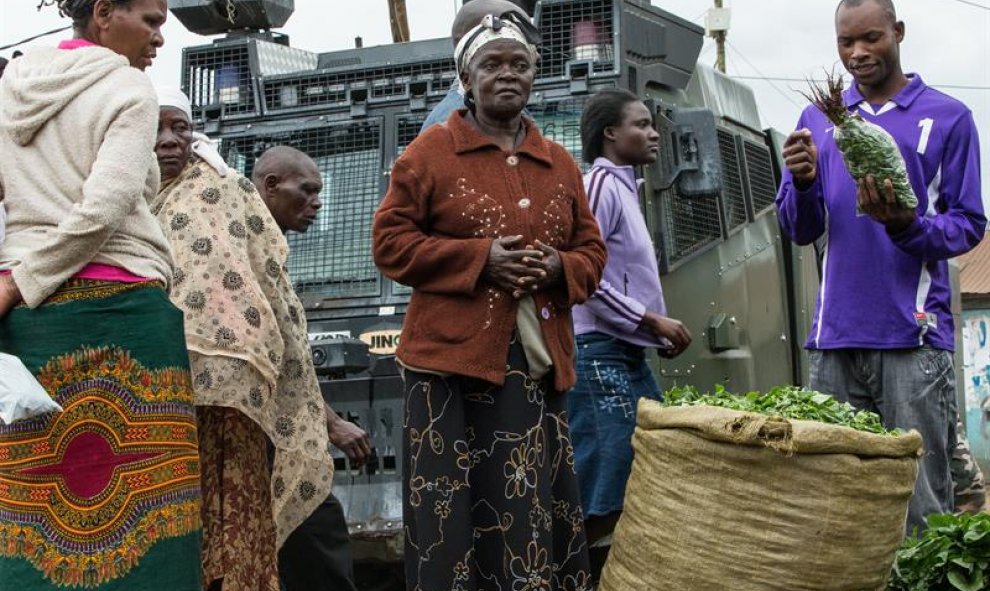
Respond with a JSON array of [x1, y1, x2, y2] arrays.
[[518, 197, 531, 209], [540, 306, 551, 320], [506, 155, 519, 166]]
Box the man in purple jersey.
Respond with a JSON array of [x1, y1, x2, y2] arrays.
[[776, 0, 986, 532]]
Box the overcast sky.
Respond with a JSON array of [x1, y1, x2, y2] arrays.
[[2, 0, 988, 208]]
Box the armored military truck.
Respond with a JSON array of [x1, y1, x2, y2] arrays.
[[170, 0, 823, 574]]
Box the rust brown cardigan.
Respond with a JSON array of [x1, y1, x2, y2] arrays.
[[372, 110, 606, 392]]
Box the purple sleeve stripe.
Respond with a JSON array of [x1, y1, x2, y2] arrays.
[[598, 294, 641, 325], [584, 169, 601, 211], [602, 288, 642, 319], [598, 289, 642, 324], [583, 168, 602, 197], [587, 169, 607, 214]]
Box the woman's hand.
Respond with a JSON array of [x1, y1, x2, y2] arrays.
[[0, 275, 23, 319], [513, 240, 563, 298], [640, 311, 692, 358], [483, 236, 545, 296]]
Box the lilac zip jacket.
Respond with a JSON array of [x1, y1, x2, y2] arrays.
[[573, 157, 669, 348]]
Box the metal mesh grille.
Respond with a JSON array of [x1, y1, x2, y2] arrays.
[[659, 188, 722, 266], [182, 42, 256, 118], [537, 0, 615, 80], [718, 129, 747, 231], [223, 120, 384, 298], [743, 140, 778, 215], [529, 97, 592, 171], [263, 60, 455, 114], [254, 39, 318, 76], [396, 115, 426, 155], [390, 115, 429, 296]]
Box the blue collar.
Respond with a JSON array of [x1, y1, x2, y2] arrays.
[[843, 73, 927, 111]]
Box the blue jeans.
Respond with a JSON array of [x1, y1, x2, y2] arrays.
[[808, 347, 957, 532], [567, 332, 662, 517]]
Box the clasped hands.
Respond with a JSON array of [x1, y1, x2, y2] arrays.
[[483, 235, 562, 299]]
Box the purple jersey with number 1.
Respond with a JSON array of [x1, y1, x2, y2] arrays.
[[776, 74, 985, 351]]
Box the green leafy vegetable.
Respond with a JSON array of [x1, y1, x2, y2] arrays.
[[664, 384, 900, 435], [803, 71, 917, 210], [888, 513, 990, 591]]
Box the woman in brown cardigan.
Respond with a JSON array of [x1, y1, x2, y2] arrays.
[[373, 14, 604, 591]]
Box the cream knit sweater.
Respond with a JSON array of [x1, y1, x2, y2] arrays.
[[0, 45, 172, 307]]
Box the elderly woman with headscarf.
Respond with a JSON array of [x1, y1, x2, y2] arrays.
[[0, 1, 204, 590], [373, 14, 604, 591], [151, 89, 334, 591], [419, 0, 532, 133]]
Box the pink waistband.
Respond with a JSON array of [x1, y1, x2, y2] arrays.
[[58, 39, 98, 51], [75, 263, 151, 282], [0, 263, 151, 283]]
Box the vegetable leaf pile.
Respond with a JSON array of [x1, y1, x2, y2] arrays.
[[888, 513, 990, 591], [663, 384, 899, 435]]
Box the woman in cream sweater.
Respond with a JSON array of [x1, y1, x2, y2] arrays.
[[0, 2, 203, 589]]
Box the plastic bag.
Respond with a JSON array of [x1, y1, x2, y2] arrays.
[[804, 73, 917, 213], [0, 353, 63, 424]]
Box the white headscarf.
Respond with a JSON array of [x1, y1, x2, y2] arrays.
[[190, 133, 229, 178], [155, 86, 228, 177], [156, 86, 192, 121], [454, 14, 538, 79]]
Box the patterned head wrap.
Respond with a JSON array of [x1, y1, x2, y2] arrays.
[[454, 14, 538, 77]]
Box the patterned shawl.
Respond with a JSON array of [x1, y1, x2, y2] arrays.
[[152, 159, 333, 544]]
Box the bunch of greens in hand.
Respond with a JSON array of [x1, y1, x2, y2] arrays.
[[664, 384, 899, 435], [803, 70, 916, 210], [888, 512, 990, 591]]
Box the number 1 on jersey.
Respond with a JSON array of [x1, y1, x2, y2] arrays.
[[917, 118, 934, 155]]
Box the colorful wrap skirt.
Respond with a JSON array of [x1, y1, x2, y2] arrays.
[[0, 280, 203, 590]]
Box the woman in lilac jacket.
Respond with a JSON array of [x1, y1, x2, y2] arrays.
[[568, 89, 692, 576]]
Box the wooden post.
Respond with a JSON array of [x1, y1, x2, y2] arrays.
[[714, 0, 726, 74], [388, 0, 411, 43]]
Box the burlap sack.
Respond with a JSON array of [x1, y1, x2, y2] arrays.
[[599, 401, 923, 591]]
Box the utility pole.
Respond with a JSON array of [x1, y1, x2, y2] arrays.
[[388, 0, 411, 44], [706, 0, 731, 74]]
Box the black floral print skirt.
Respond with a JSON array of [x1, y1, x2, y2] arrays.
[[401, 338, 592, 591]]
